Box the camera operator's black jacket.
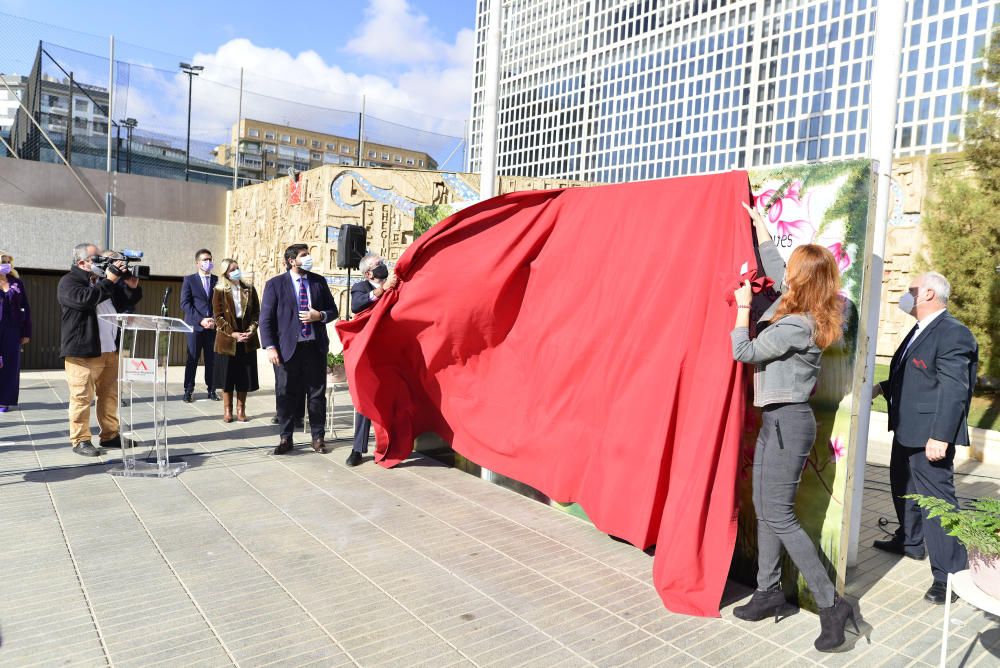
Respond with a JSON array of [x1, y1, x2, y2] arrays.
[[57, 266, 142, 358]]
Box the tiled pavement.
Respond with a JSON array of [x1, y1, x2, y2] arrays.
[[1, 371, 999, 667]]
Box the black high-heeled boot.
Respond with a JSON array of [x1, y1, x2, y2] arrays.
[[814, 595, 860, 652], [733, 587, 789, 622]]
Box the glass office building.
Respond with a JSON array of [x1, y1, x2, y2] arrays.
[[470, 0, 999, 183]]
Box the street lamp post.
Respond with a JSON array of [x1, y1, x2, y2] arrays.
[[179, 62, 203, 182], [115, 122, 122, 172], [121, 117, 137, 173]]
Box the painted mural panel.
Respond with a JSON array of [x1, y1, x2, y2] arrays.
[[734, 159, 876, 608]]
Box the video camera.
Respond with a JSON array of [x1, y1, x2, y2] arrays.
[[92, 249, 151, 280]]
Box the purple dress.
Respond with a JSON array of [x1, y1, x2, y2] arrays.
[[0, 276, 32, 407]]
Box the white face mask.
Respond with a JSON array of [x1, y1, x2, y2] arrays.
[[298, 255, 313, 272], [898, 290, 917, 316], [228, 269, 241, 282]]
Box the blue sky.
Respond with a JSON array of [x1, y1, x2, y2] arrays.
[[0, 0, 474, 82], [0, 0, 477, 160]]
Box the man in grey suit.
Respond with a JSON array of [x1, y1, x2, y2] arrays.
[[345, 254, 397, 466], [873, 271, 978, 604]]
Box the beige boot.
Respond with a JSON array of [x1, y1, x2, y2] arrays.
[[236, 392, 248, 422], [222, 391, 233, 423]]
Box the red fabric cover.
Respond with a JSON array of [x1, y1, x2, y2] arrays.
[[336, 172, 755, 616]]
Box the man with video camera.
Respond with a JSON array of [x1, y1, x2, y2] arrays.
[[58, 243, 142, 457]]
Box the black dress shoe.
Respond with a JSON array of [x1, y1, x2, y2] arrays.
[[346, 450, 363, 466], [269, 416, 304, 427], [72, 441, 103, 457], [273, 439, 293, 455], [208, 390, 220, 401], [311, 437, 328, 454], [925, 581, 958, 605], [873, 537, 926, 560], [100, 434, 123, 449], [183, 392, 194, 403]]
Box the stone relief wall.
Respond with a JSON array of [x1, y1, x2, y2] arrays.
[[227, 167, 591, 317], [879, 153, 970, 362]]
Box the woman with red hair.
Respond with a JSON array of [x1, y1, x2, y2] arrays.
[[731, 202, 856, 652]]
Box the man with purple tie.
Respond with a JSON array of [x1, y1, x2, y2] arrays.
[[180, 248, 219, 403], [259, 244, 338, 455]]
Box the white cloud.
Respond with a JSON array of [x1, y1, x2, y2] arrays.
[[345, 0, 444, 65]]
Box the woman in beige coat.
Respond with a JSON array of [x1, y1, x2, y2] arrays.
[[212, 258, 260, 422]]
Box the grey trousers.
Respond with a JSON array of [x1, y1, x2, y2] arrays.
[[752, 402, 836, 608]]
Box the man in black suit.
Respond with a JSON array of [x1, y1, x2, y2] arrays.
[[259, 243, 338, 455], [873, 271, 978, 604], [345, 254, 397, 466], [180, 248, 218, 403]]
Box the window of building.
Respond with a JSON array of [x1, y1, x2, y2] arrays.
[[295, 137, 305, 146], [280, 134, 291, 143], [311, 152, 322, 160], [418, 160, 424, 167], [47, 95, 61, 108], [368, 150, 376, 158], [394, 155, 402, 163], [326, 143, 335, 150], [248, 128, 260, 137], [311, 139, 321, 148], [76, 99, 89, 112], [406, 158, 415, 165], [341, 144, 352, 153], [265, 131, 275, 140], [382, 152, 389, 160], [74, 117, 88, 130]]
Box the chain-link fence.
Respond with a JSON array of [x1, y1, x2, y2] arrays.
[[0, 11, 469, 188]]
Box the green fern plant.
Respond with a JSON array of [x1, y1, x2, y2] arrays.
[[326, 352, 344, 368], [905, 495, 1000, 555]]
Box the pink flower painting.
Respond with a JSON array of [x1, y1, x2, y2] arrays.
[[755, 180, 816, 244], [828, 436, 846, 463], [827, 242, 851, 273]]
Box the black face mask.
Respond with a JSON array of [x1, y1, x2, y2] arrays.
[[371, 264, 389, 280]]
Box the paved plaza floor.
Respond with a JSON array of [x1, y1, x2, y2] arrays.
[[1, 371, 999, 667]]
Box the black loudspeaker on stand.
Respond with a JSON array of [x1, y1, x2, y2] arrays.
[[338, 225, 367, 270], [338, 224, 367, 320]]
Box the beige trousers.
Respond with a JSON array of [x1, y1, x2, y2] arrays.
[[65, 353, 119, 444]]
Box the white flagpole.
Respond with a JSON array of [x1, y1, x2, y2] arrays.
[[479, 0, 502, 199], [846, 1, 907, 568]]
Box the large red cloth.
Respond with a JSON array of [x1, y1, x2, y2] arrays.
[[337, 172, 754, 616]]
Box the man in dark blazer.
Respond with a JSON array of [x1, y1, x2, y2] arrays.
[[259, 243, 338, 455], [180, 248, 218, 403], [873, 271, 978, 604], [345, 254, 397, 466]]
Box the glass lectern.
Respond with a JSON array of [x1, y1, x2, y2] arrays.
[[98, 314, 193, 477]]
